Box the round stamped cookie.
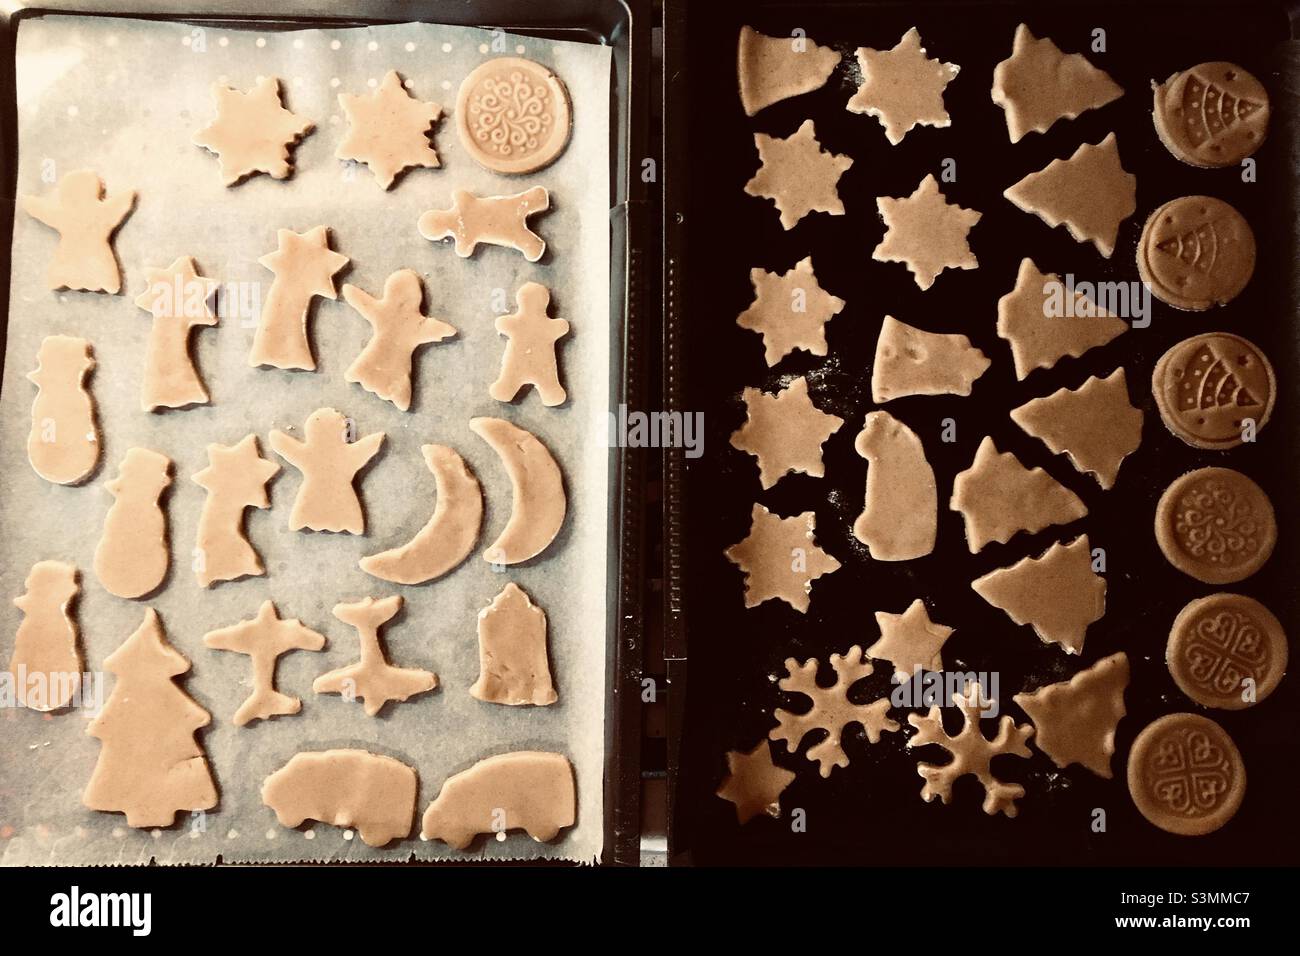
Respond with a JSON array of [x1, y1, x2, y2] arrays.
[[1137, 196, 1255, 311], [1155, 467, 1275, 584], [1153, 62, 1269, 168], [1152, 332, 1275, 449], [456, 56, 572, 175], [1167, 594, 1287, 710], [1128, 713, 1245, 836]]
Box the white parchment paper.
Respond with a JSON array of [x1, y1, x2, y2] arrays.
[[0, 15, 611, 864]]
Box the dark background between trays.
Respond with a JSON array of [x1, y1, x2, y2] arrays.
[[665, 0, 1300, 865]]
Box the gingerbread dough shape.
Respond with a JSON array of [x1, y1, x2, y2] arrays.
[[1155, 467, 1275, 584], [360, 445, 483, 585], [457, 57, 572, 174], [420, 751, 576, 850], [204, 601, 326, 726], [193, 435, 280, 587], [737, 25, 841, 117], [490, 282, 570, 406], [1137, 196, 1255, 311], [736, 257, 845, 366], [724, 503, 840, 613], [93, 449, 172, 600], [1127, 713, 1245, 836], [263, 749, 417, 847], [848, 27, 960, 144], [134, 257, 220, 411], [343, 269, 456, 411], [867, 599, 953, 676], [730, 376, 843, 489], [7, 560, 81, 712], [471, 582, 557, 706], [716, 740, 796, 825], [470, 417, 566, 565], [873, 174, 981, 290], [1167, 593, 1287, 710], [853, 411, 936, 560], [20, 170, 134, 294], [27, 335, 99, 485], [1004, 133, 1136, 257], [744, 119, 852, 230], [418, 187, 549, 262], [313, 595, 437, 716], [83, 609, 218, 828], [872, 315, 990, 403], [271, 408, 384, 535], [1153, 62, 1268, 168], [193, 76, 313, 186], [250, 226, 349, 371], [1152, 333, 1275, 450], [337, 70, 442, 189], [1014, 652, 1129, 778]]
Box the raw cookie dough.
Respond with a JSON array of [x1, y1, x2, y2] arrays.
[[456, 56, 572, 174], [313, 595, 437, 716], [737, 25, 841, 117], [724, 503, 840, 613], [270, 408, 385, 535], [418, 187, 549, 262], [1152, 333, 1274, 450], [134, 257, 220, 411], [83, 609, 218, 828], [1013, 652, 1129, 778], [420, 751, 576, 849], [1153, 62, 1268, 168], [1155, 467, 1275, 584], [866, 599, 953, 676], [93, 448, 172, 600], [26, 335, 99, 485], [743, 119, 852, 231], [470, 582, 558, 706], [203, 601, 326, 726], [729, 376, 844, 489], [1004, 132, 1136, 258], [736, 257, 845, 365], [1127, 713, 1245, 836], [192, 435, 280, 587], [342, 269, 456, 411], [873, 174, 981, 289], [1136, 196, 1255, 311], [972, 535, 1106, 655], [1167, 593, 1287, 710], [470, 417, 566, 565], [950, 436, 1087, 552], [847, 28, 960, 144], [997, 258, 1128, 379], [770, 645, 900, 778], [907, 682, 1034, 817], [872, 315, 990, 403], [716, 740, 796, 825], [20, 170, 134, 294], [7, 560, 81, 711], [360, 445, 482, 585], [853, 411, 936, 560], [250, 226, 349, 371], [337, 70, 442, 189], [991, 24, 1123, 142], [262, 749, 417, 847], [489, 282, 570, 406], [192, 76, 313, 186], [1011, 368, 1144, 489]]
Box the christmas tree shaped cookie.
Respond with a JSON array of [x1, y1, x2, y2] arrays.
[[724, 503, 840, 612], [134, 257, 220, 411], [848, 28, 960, 144], [729, 376, 843, 489], [250, 226, 349, 371], [270, 408, 384, 534], [737, 25, 841, 117], [313, 595, 437, 716], [20, 170, 134, 293], [7, 560, 82, 711], [1014, 652, 1129, 778], [418, 187, 550, 262], [872, 316, 990, 402], [192, 76, 313, 186], [192, 435, 280, 587], [489, 282, 570, 407], [83, 609, 218, 828], [342, 269, 456, 411], [26, 335, 99, 485], [736, 257, 845, 366], [716, 740, 795, 825], [204, 601, 326, 726], [744, 120, 852, 230], [853, 411, 936, 560], [336, 71, 442, 189], [93, 449, 172, 600], [873, 175, 981, 289], [471, 582, 558, 707]]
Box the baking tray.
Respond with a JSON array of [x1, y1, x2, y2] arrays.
[[664, 0, 1299, 865], [0, 0, 650, 867]]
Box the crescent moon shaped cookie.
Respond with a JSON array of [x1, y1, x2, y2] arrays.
[[203, 601, 326, 726], [470, 417, 567, 565], [490, 282, 570, 407], [20, 170, 134, 294], [360, 445, 483, 585], [1152, 332, 1274, 450], [1127, 713, 1245, 835], [192, 76, 313, 186], [1155, 467, 1275, 584], [26, 335, 100, 485], [420, 751, 576, 849], [1153, 62, 1268, 168], [418, 187, 549, 261], [312, 595, 438, 717], [1166, 593, 1287, 710], [93, 449, 172, 600], [192, 435, 280, 587], [737, 25, 841, 117], [134, 257, 221, 411], [337, 70, 442, 189], [251, 226, 349, 371], [7, 560, 82, 712], [456, 57, 572, 174], [853, 411, 936, 561], [270, 408, 385, 535], [263, 750, 417, 848], [1137, 196, 1255, 311]]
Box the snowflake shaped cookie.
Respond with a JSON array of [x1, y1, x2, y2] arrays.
[[337, 71, 442, 189], [193, 76, 313, 186], [873, 174, 981, 290], [848, 27, 960, 144], [744, 119, 853, 230]]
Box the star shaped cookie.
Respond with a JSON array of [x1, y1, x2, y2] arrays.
[[337, 71, 443, 189], [737, 257, 845, 366], [867, 599, 954, 676], [716, 741, 796, 825], [848, 27, 960, 144], [730, 376, 844, 489], [193, 76, 313, 186], [873, 175, 981, 290], [724, 504, 841, 612], [744, 119, 853, 230]]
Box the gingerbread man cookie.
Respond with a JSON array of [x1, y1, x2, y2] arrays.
[[21, 170, 134, 294], [270, 408, 384, 535], [418, 187, 550, 262], [134, 257, 221, 411], [490, 283, 570, 407], [26, 335, 99, 486], [251, 226, 349, 371], [193, 76, 313, 186], [337, 71, 442, 189]]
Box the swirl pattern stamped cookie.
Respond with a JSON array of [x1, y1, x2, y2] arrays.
[[1155, 467, 1276, 584], [1167, 593, 1287, 710], [1137, 196, 1256, 311], [1127, 713, 1245, 836], [1152, 332, 1274, 449], [1153, 62, 1269, 168], [456, 57, 571, 175]]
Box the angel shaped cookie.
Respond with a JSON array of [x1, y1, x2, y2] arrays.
[[21, 170, 134, 293]]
